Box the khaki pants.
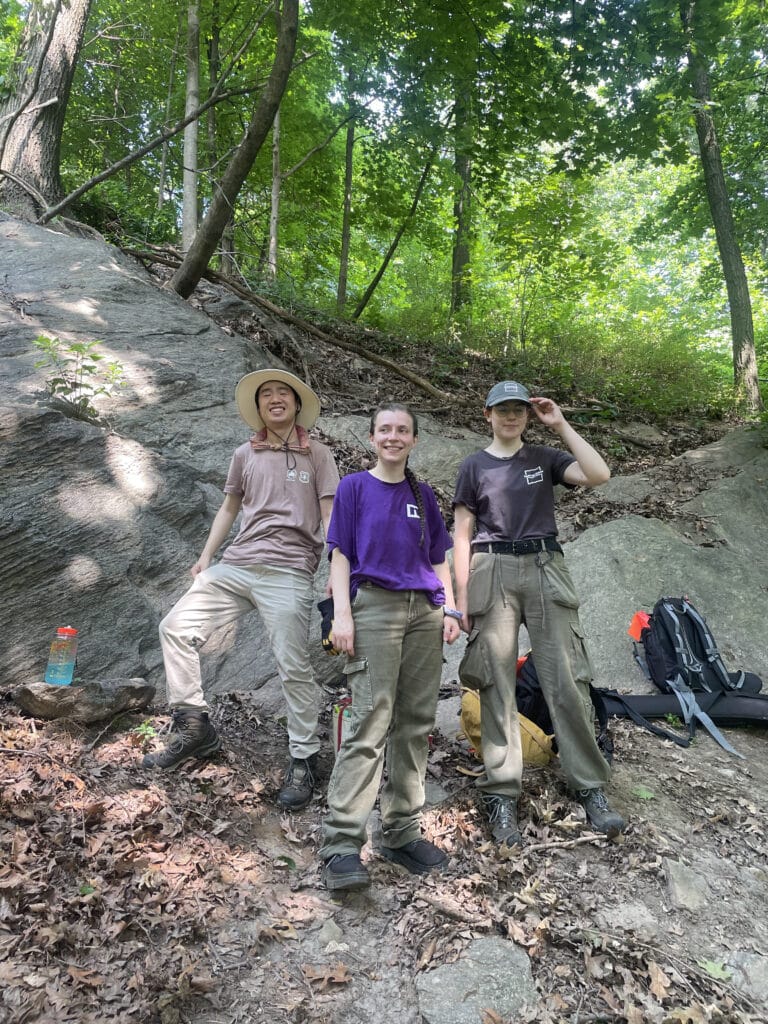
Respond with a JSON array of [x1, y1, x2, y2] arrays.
[[159, 562, 319, 758], [469, 551, 610, 797], [320, 585, 443, 858]]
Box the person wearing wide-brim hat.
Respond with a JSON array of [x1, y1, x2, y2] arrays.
[[144, 368, 339, 810], [452, 381, 625, 846]]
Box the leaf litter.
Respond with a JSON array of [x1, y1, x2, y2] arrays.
[[2, 681, 767, 1024]]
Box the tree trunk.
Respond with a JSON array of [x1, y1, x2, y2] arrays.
[[206, 0, 236, 278], [336, 67, 356, 314], [267, 107, 280, 279], [352, 144, 438, 320], [181, 0, 200, 252], [0, 0, 93, 218], [451, 81, 474, 315], [682, 2, 763, 412], [169, 0, 298, 299], [157, 11, 184, 211]]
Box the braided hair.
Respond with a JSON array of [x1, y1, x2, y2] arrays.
[[369, 403, 426, 548]]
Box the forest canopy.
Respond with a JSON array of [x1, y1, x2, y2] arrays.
[[1, 0, 766, 415]]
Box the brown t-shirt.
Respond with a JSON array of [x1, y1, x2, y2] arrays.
[[221, 439, 339, 574]]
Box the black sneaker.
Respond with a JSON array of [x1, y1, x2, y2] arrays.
[[380, 839, 447, 876], [277, 754, 318, 810], [483, 794, 522, 846], [322, 853, 371, 892], [576, 788, 625, 837], [141, 710, 221, 771]]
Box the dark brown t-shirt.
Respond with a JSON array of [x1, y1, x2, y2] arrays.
[[453, 444, 575, 541]]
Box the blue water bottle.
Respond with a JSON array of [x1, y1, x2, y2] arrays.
[[44, 626, 79, 685]]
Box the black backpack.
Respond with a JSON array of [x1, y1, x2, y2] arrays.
[[630, 596, 762, 756], [634, 596, 761, 697]]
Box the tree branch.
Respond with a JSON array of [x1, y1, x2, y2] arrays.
[[121, 245, 453, 404]]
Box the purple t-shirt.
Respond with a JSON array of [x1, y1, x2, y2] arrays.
[[453, 444, 575, 541], [328, 471, 452, 603]]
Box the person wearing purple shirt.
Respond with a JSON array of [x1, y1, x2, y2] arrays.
[[320, 403, 462, 892]]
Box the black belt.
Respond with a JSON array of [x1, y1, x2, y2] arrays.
[[472, 538, 562, 556]]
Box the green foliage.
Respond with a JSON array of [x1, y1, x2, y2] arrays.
[[32, 335, 126, 423], [0, 0, 24, 98], [631, 785, 656, 800], [697, 960, 733, 981], [6, 0, 763, 418], [132, 720, 158, 743]]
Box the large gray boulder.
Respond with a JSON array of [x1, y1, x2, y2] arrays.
[[0, 216, 312, 696], [569, 428, 768, 689]]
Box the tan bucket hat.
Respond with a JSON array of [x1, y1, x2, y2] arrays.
[[234, 368, 321, 430]]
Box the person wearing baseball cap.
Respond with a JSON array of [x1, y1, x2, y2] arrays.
[[452, 381, 625, 845], [144, 368, 339, 812]]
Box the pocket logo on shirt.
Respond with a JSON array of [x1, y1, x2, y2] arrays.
[[525, 466, 544, 485], [406, 503, 420, 518], [299, 471, 310, 484]]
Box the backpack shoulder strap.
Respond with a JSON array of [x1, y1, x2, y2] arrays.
[[681, 598, 736, 691], [666, 674, 745, 758], [597, 688, 691, 748], [662, 600, 704, 687]]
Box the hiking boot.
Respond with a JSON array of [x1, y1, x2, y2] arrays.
[[141, 709, 221, 771], [277, 754, 318, 810], [483, 794, 522, 846], [322, 853, 371, 892], [577, 788, 625, 837], [380, 839, 447, 876]]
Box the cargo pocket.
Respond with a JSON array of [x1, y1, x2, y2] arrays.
[[458, 628, 494, 690], [568, 621, 594, 687], [342, 656, 373, 712], [467, 553, 497, 616], [541, 555, 581, 610]]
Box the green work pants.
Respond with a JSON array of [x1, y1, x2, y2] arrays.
[[320, 584, 443, 858], [468, 551, 610, 798]]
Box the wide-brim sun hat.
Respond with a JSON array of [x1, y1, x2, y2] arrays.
[[235, 368, 321, 430], [484, 380, 533, 408]]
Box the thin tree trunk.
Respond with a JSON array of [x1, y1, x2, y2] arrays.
[[682, 1, 763, 412], [352, 144, 438, 320], [0, 0, 93, 217], [451, 82, 473, 315], [267, 107, 280, 278], [336, 67, 356, 314], [158, 11, 184, 211], [206, 0, 236, 278], [182, 0, 200, 252], [169, 0, 298, 299]]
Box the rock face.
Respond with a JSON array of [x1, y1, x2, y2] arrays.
[[568, 429, 768, 690], [2, 212, 768, 715], [0, 214, 303, 697]]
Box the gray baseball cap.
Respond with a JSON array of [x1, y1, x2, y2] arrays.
[[484, 380, 532, 408]]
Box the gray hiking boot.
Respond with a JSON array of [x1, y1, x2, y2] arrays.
[[277, 754, 318, 810], [482, 794, 522, 846], [142, 709, 221, 771], [577, 788, 625, 837]]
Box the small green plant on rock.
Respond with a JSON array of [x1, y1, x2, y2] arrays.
[[33, 334, 126, 422]]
